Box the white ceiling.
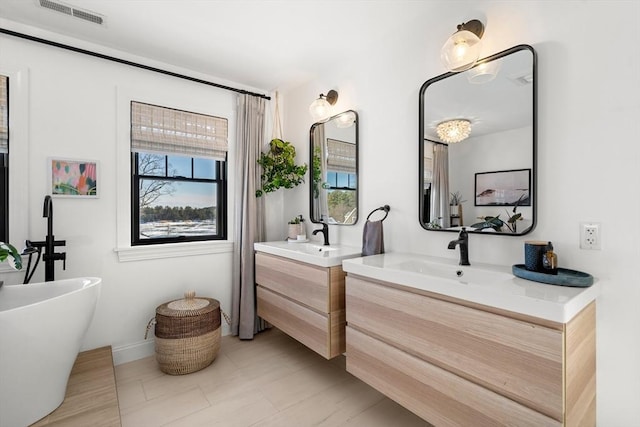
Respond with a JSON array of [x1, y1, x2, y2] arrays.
[[423, 47, 534, 141], [0, 0, 446, 92]]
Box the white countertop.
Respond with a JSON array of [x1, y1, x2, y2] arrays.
[[254, 241, 362, 267], [342, 252, 600, 323]]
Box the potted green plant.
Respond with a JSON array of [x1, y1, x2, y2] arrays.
[[450, 191, 466, 221], [426, 218, 442, 229], [470, 195, 526, 233], [256, 139, 308, 197], [287, 216, 302, 240], [503, 194, 526, 233], [450, 191, 465, 205], [0, 242, 22, 270]]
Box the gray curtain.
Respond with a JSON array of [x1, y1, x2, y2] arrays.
[[231, 94, 267, 339], [430, 144, 450, 228], [317, 125, 329, 222]]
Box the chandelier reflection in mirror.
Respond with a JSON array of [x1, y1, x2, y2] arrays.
[[436, 119, 472, 143]]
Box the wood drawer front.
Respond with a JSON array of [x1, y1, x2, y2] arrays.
[[255, 252, 329, 313], [257, 286, 332, 358], [346, 276, 564, 421], [346, 327, 560, 427], [565, 302, 596, 427]]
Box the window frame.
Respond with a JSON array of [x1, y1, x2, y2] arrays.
[[130, 152, 227, 246]]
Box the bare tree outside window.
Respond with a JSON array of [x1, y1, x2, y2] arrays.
[[138, 153, 175, 210]]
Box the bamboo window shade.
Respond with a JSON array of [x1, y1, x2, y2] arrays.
[[131, 101, 228, 160], [326, 138, 356, 174], [0, 76, 7, 153]]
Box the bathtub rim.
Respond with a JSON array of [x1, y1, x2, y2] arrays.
[[0, 276, 102, 313]]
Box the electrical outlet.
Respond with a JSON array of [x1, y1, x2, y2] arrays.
[[580, 222, 601, 250]]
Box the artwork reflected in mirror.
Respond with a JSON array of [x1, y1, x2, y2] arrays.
[[419, 45, 536, 235], [309, 110, 358, 225]]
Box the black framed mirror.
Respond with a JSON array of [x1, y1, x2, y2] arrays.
[[309, 110, 358, 225], [419, 44, 536, 235]]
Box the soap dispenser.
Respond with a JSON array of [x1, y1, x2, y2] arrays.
[[297, 214, 307, 241], [542, 241, 558, 275]]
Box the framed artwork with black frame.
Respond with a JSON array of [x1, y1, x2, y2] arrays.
[[475, 168, 531, 206]]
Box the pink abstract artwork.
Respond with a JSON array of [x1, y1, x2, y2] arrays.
[[51, 159, 98, 197]]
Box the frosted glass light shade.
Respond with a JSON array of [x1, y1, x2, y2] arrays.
[[335, 111, 356, 128], [441, 29, 482, 72], [436, 119, 471, 143], [309, 97, 332, 122], [467, 60, 501, 84]]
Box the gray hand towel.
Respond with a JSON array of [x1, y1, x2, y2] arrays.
[[362, 220, 385, 256]]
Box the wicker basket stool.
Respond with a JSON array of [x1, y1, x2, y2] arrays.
[[154, 291, 221, 375]]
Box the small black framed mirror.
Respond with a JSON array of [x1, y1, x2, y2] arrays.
[[309, 110, 358, 225]]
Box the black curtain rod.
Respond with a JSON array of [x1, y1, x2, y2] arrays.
[[0, 27, 271, 100]]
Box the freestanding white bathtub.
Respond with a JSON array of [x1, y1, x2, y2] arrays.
[[0, 277, 101, 427]]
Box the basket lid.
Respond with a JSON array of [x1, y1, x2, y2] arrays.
[[156, 291, 219, 317]]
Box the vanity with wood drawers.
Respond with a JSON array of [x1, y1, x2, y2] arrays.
[[254, 241, 362, 359], [342, 253, 599, 427], [254, 244, 599, 426]]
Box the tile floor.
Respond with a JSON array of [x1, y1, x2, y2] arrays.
[[115, 328, 431, 426]]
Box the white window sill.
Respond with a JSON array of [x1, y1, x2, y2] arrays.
[[115, 240, 234, 262]]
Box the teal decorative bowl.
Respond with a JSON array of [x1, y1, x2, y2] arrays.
[[512, 264, 594, 287]]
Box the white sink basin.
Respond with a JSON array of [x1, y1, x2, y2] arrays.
[[342, 252, 600, 323], [254, 241, 361, 267], [299, 243, 338, 253], [388, 259, 512, 286]]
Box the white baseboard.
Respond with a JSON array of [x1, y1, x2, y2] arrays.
[[112, 339, 156, 366], [111, 326, 231, 366]]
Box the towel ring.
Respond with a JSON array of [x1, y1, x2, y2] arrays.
[[366, 205, 390, 222]]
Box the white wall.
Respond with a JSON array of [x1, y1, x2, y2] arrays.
[[449, 126, 532, 229], [1, 1, 638, 423], [278, 2, 640, 424], [0, 23, 268, 364]]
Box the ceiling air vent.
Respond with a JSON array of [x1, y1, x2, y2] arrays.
[[39, 0, 104, 25]]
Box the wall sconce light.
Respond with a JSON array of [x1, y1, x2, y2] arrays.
[[309, 90, 338, 122], [441, 19, 484, 72], [335, 110, 356, 128], [436, 119, 472, 143]]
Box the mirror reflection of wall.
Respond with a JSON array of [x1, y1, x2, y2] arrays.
[[420, 45, 536, 235], [310, 110, 358, 225]]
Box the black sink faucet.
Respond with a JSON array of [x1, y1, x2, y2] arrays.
[[312, 222, 330, 246], [42, 195, 66, 282], [448, 227, 470, 266]]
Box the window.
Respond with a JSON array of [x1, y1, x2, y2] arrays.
[[325, 138, 357, 224], [0, 75, 8, 242], [325, 171, 357, 189], [130, 102, 228, 245]]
